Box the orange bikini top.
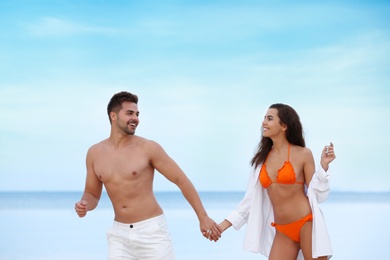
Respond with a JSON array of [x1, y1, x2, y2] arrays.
[[259, 144, 304, 189]]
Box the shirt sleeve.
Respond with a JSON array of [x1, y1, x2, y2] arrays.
[[308, 165, 331, 203], [226, 168, 257, 230]]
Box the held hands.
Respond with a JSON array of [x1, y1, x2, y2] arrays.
[[74, 200, 88, 218], [200, 216, 222, 242], [202, 219, 232, 242], [321, 142, 336, 171]]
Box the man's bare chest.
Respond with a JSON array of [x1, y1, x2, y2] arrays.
[[93, 151, 152, 182]]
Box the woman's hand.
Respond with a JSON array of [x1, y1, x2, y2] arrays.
[[321, 142, 336, 171], [200, 216, 222, 242]]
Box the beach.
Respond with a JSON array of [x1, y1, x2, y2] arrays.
[[0, 191, 389, 259]]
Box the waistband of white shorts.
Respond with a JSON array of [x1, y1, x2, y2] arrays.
[[113, 214, 165, 229]]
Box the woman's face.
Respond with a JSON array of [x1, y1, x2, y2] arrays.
[[262, 108, 285, 137]]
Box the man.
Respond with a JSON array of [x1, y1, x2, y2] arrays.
[[75, 91, 221, 259]]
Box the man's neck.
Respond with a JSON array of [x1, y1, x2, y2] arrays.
[[108, 131, 134, 149]]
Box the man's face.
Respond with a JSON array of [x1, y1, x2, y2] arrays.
[[114, 101, 140, 136]]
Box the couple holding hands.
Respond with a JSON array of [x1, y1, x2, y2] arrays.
[[75, 91, 335, 260]]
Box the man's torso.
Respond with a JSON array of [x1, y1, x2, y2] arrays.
[[91, 136, 163, 222]]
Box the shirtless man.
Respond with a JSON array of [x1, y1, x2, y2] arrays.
[[75, 91, 221, 259]]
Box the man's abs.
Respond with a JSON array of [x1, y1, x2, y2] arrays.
[[109, 191, 164, 223]]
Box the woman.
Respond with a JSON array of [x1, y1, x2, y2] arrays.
[[218, 103, 335, 259]]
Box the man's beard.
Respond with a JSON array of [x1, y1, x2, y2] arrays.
[[117, 121, 135, 135]]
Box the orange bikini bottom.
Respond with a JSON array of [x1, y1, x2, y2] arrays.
[[271, 213, 313, 242]]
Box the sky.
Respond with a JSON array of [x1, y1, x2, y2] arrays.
[[0, 0, 389, 192]]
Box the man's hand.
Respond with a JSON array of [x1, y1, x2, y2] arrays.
[[74, 200, 88, 218], [200, 216, 222, 242]]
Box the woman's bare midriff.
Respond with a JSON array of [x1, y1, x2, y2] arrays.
[[267, 184, 312, 224]]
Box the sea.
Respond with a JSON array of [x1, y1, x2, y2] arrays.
[[0, 191, 389, 260]]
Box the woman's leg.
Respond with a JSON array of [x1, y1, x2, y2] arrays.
[[269, 231, 300, 260], [300, 222, 327, 260]]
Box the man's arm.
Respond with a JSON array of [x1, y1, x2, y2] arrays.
[[75, 147, 103, 218], [149, 141, 222, 241]]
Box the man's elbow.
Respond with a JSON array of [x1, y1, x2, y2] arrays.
[[174, 176, 193, 190]]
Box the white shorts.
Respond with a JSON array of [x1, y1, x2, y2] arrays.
[[106, 214, 175, 260]]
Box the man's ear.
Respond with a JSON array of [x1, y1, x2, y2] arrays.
[[110, 111, 117, 122]]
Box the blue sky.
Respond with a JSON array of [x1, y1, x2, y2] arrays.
[[1, 0, 389, 192]]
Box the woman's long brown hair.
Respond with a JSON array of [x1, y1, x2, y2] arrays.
[[251, 103, 306, 168]]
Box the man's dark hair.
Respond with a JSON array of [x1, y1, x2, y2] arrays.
[[107, 91, 138, 123]]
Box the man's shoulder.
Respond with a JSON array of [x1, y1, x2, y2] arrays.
[[88, 139, 108, 152], [133, 136, 161, 149]]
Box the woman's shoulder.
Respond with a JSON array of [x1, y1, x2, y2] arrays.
[[291, 144, 312, 155]]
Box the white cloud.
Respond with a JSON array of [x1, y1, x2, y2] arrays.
[[26, 17, 121, 37]]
